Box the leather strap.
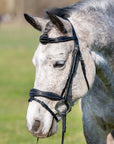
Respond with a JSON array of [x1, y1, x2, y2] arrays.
[[30, 88, 63, 101], [29, 97, 59, 122], [40, 35, 75, 45]]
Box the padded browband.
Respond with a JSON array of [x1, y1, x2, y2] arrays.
[[40, 35, 75, 45], [29, 88, 63, 101]]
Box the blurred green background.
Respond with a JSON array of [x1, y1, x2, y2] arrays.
[[0, 0, 86, 144]]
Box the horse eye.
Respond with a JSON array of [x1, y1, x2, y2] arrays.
[[53, 60, 65, 69]]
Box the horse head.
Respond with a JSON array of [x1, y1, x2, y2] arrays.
[[24, 12, 95, 138]]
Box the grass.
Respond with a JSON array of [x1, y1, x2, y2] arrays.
[[0, 23, 86, 144]]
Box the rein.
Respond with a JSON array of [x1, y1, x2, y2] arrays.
[[28, 19, 89, 144]]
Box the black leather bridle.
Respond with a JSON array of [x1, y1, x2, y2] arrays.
[[28, 19, 89, 144]]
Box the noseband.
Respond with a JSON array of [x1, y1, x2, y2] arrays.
[[28, 19, 89, 144]]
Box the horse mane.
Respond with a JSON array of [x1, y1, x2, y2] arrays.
[[45, 6, 74, 19], [45, 0, 114, 19], [74, 0, 114, 13]]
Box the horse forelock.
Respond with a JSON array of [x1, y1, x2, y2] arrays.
[[43, 21, 53, 35]]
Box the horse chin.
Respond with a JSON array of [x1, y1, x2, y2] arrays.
[[47, 118, 58, 137], [31, 118, 58, 138]]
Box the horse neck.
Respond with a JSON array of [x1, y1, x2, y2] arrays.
[[87, 76, 113, 104], [69, 10, 114, 67], [69, 9, 114, 91]]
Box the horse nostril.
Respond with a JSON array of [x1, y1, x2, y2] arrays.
[[32, 120, 40, 132]]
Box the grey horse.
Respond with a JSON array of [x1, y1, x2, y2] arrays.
[[24, 0, 114, 143]]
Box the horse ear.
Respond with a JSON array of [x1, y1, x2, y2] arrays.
[[24, 13, 46, 31], [46, 11, 67, 34]]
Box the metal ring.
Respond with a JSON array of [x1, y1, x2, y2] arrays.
[[55, 99, 71, 116]]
